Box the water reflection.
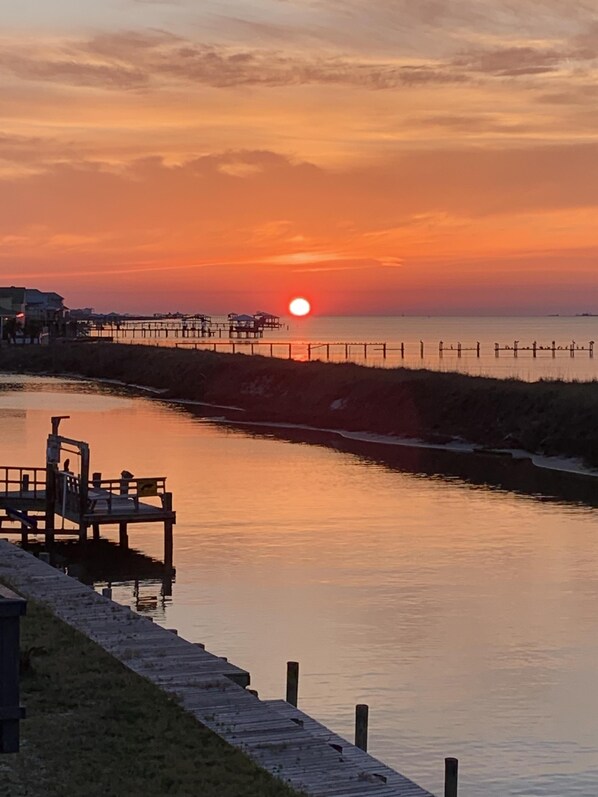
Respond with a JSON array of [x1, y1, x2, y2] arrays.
[[2, 376, 598, 795]]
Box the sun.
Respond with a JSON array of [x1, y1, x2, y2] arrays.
[[289, 297, 311, 317]]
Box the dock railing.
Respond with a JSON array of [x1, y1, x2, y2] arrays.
[[0, 467, 46, 500], [84, 475, 168, 515]]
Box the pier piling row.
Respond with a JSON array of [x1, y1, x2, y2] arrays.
[[171, 339, 596, 363]]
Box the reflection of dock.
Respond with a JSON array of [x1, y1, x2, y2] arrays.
[[25, 540, 174, 585], [0, 416, 176, 591]]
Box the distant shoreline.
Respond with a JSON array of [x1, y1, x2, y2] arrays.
[[2, 342, 598, 471]]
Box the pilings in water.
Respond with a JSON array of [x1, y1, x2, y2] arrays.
[[173, 338, 597, 365]]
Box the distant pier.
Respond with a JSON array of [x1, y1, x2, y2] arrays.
[[171, 339, 597, 363]]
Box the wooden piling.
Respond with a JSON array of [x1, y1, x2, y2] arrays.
[[163, 492, 174, 575], [44, 463, 55, 545], [119, 523, 129, 549], [20, 474, 30, 545], [420, 340, 424, 358], [355, 704, 369, 752], [445, 757, 458, 796], [286, 661, 299, 707]]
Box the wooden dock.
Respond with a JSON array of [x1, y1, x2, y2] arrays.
[[0, 417, 177, 594], [0, 540, 435, 796]]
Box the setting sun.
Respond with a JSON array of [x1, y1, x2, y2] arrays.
[[289, 297, 311, 317]]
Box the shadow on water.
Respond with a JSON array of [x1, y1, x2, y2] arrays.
[[185, 407, 598, 510]]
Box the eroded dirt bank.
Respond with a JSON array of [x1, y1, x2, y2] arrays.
[[2, 342, 598, 467]]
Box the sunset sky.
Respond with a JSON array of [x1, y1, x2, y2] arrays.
[[2, 0, 597, 315]]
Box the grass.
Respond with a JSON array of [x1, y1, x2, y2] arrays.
[[0, 596, 301, 797], [3, 341, 598, 466]]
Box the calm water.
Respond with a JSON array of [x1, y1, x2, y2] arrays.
[[3, 375, 598, 795], [105, 315, 598, 381]]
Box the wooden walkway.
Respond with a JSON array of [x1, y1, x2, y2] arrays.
[[0, 540, 434, 797]]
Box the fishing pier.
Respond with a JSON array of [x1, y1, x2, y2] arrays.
[[0, 417, 175, 576]]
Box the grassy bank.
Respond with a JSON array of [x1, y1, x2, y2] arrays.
[[0, 592, 300, 797], [2, 342, 598, 466]]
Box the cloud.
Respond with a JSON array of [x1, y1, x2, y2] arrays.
[[0, 32, 467, 92], [451, 45, 592, 77]]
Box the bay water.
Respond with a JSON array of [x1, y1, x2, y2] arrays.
[[2, 374, 598, 795]]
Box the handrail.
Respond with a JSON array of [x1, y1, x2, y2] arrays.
[[87, 477, 167, 495], [0, 467, 46, 499]]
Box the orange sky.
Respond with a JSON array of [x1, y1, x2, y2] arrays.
[[1, 1, 597, 314]]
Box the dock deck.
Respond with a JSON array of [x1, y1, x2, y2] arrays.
[[0, 541, 435, 797]]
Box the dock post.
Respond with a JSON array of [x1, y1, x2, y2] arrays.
[[288, 344, 292, 359], [308, 344, 311, 360], [163, 492, 174, 578], [444, 757, 458, 797], [20, 474, 30, 546], [439, 341, 443, 356], [513, 340, 518, 357], [119, 523, 129, 550], [457, 342, 461, 358], [590, 341, 594, 358], [533, 341, 537, 357], [552, 340, 556, 357], [382, 343, 386, 359], [420, 340, 424, 358], [44, 463, 55, 545], [286, 661, 299, 707], [355, 704, 369, 752], [401, 342, 404, 359], [494, 342, 499, 357], [476, 341, 480, 357]]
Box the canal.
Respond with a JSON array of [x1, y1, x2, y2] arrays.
[[2, 374, 598, 796]]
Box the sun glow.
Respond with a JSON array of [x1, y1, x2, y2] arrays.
[[289, 297, 311, 317]]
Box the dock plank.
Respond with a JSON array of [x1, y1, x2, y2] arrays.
[[0, 540, 435, 796]]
